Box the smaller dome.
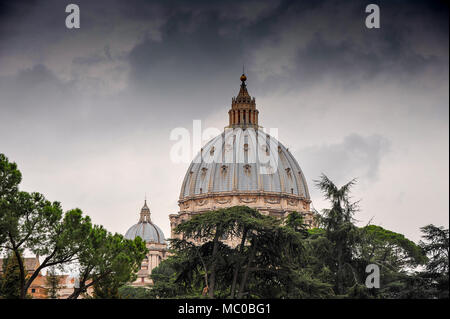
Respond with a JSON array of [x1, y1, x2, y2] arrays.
[[124, 200, 166, 244], [125, 222, 166, 244]]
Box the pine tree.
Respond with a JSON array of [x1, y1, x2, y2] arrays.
[[45, 266, 60, 299], [0, 253, 22, 299]]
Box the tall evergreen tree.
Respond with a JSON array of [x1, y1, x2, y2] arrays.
[[45, 266, 60, 299], [0, 252, 22, 299], [315, 174, 359, 296], [418, 224, 449, 298]]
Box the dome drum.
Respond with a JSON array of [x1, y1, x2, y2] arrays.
[[170, 191, 313, 239]]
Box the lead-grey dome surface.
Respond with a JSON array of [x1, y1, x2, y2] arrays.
[[125, 222, 166, 244], [179, 127, 310, 200]]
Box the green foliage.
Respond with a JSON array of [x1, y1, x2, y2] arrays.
[[367, 224, 448, 299], [149, 255, 203, 298], [0, 252, 22, 299], [1, 153, 146, 300], [0, 153, 22, 247], [285, 211, 309, 237], [359, 225, 426, 266], [141, 174, 445, 300], [118, 285, 153, 299], [160, 206, 333, 299], [307, 227, 326, 237], [0, 153, 92, 298], [353, 225, 426, 298], [314, 174, 360, 295], [45, 266, 60, 299], [141, 194, 446, 299], [420, 225, 449, 276], [93, 273, 120, 299], [310, 175, 432, 298], [68, 225, 148, 299], [416, 224, 449, 298]]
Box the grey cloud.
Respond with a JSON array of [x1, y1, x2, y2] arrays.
[[73, 54, 108, 66], [299, 133, 391, 187], [0, 64, 70, 109], [124, 0, 448, 101], [15, 64, 62, 88], [251, 0, 448, 90]]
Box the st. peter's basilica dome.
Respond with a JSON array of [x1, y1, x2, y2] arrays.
[[169, 74, 314, 238]]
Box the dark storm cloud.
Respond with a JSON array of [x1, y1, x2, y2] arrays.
[[0, 0, 446, 156], [127, 8, 243, 96], [1, 0, 447, 96], [0, 0, 447, 135], [123, 0, 448, 106], [295, 1, 448, 72]]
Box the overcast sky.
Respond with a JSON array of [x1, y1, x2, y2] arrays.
[[0, 0, 448, 244]]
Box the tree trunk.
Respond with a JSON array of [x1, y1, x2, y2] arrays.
[[195, 245, 209, 292], [8, 233, 27, 299], [336, 241, 344, 295], [67, 266, 100, 299], [231, 228, 247, 298], [22, 249, 59, 298], [13, 249, 26, 299], [68, 287, 84, 299], [208, 227, 222, 298], [237, 237, 257, 298], [67, 275, 99, 299]]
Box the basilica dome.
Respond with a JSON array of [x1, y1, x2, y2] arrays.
[[169, 73, 313, 238], [125, 201, 166, 244], [179, 128, 310, 199]]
